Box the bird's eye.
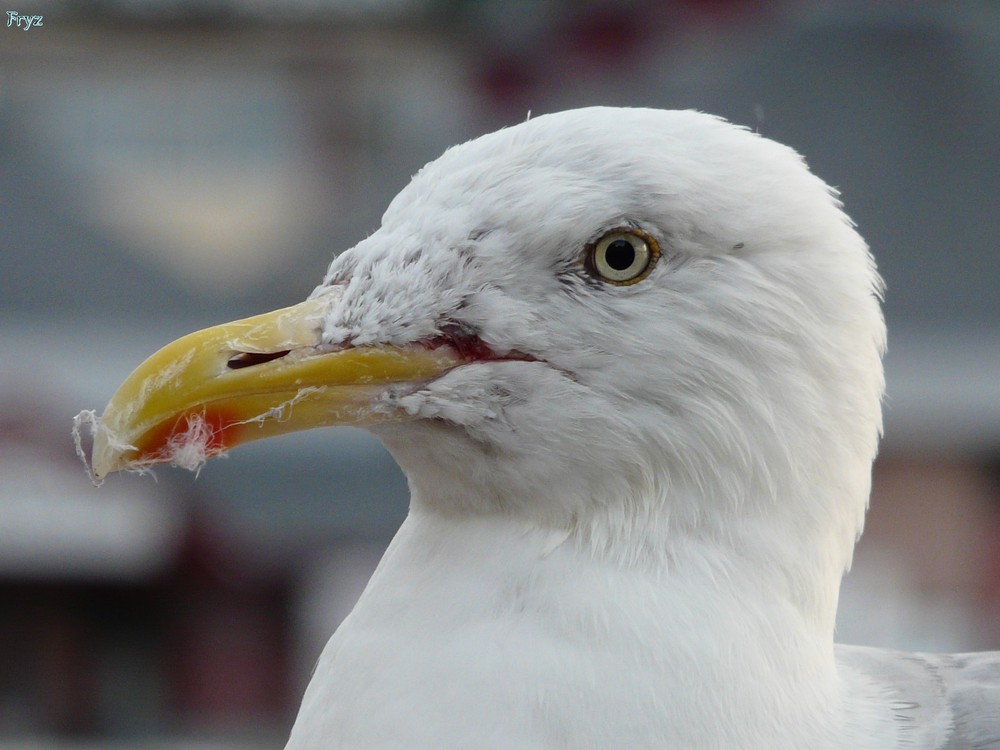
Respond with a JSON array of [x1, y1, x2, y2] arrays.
[[587, 229, 660, 285]]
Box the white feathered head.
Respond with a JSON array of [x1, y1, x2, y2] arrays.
[[87, 107, 885, 616]]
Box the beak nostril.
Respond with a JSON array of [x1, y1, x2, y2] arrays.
[[227, 350, 292, 370]]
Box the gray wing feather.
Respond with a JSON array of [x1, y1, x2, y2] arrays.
[[837, 644, 1000, 749]]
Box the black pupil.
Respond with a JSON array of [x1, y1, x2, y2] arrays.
[[605, 239, 637, 271]]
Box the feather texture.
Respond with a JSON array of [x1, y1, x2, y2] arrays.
[[278, 108, 995, 749]]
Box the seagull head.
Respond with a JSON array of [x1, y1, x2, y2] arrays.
[[90, 107, 885, 623]]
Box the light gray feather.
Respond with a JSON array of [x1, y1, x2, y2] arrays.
[[838, 644, 1000, 748]]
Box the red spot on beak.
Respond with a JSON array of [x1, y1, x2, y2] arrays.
[[134, 407, 244, 464]]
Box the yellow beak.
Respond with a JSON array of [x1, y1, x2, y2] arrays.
[[90, 296, 462, 480]]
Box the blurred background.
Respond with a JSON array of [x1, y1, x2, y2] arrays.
[[1, 0, 998, 746]]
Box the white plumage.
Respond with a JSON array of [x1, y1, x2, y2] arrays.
[[284, 108, 999, 749], [88, 106, 1000, 748]]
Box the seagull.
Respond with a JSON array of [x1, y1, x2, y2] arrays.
[[81, 107, 998, 748]]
